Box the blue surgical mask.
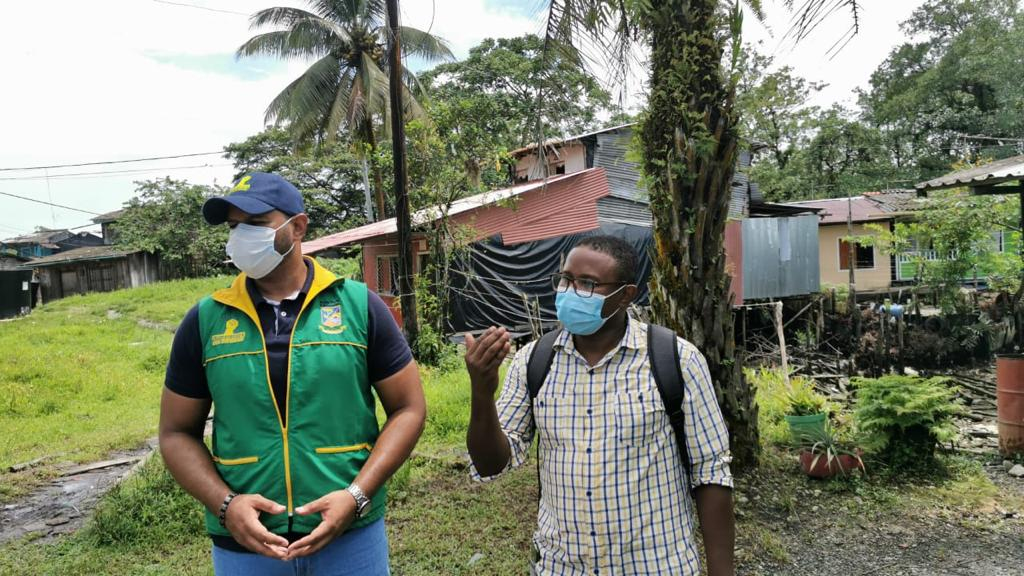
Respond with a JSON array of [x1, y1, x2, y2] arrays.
[[226, 216, 296, 279], [555, 285, 627, 336]]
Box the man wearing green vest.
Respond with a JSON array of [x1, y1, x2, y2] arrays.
[[160, 172, 425, 575]]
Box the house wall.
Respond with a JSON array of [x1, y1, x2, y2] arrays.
[[818, 223, 891, 291], [514, 142, 587, 181]]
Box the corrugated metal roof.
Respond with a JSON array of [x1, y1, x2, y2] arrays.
[[509, 123, 636, 156], [92, 209, 125, 224], [3, 228, 72, 245], [916, 155, 1024, 191], [597, 196, 652, 227], [24, 245, 134, 267], [785, 191, 918, 225], [301, 171, 593, 254]]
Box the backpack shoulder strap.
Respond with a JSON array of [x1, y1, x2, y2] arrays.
[[647, 323, 693, 479], [526, 329, 562, 401]]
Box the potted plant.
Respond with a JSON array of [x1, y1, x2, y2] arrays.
[[784, 379, 828, 444], [798, 423, 865, 479]]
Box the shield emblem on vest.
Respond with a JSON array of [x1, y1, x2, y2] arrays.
[[319, 305, 345, 334]]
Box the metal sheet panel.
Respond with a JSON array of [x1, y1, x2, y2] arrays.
[[597, 196, 652, 227], [742, 215, 820, 300], [594, 131, 644, 202]]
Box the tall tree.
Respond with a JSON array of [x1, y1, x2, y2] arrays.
[[237, 0, 453, 219], [860, 0, 1024, 177], [419, 35, 613, 187], [542, 0, 863, 470], [117, 179, 229, 278], [736, 47, 824, 171], [223, 127, 367, 237]]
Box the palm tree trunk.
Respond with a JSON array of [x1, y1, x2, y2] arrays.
[[363, 119, 387, 219], [638, 0, 760, 470]]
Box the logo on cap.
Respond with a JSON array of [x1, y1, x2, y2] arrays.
[[231, 175, 252, 193]]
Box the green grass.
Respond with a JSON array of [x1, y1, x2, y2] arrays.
[[0, 366, 538, 576], [2, 283, 1021, 574], [0, 276, 230, 500]]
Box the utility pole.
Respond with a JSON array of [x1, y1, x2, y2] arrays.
[[386, 0, 418, 346], [847, 195, 861, 344]]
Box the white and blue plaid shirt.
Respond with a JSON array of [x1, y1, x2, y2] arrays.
[[471, 318, 733, 576]]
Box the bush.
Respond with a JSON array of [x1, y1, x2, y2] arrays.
[[747, 368, 827, 447], [853, 375, 963, 471]]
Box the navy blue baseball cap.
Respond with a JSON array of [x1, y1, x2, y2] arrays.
[[202, 172, 305, 225]]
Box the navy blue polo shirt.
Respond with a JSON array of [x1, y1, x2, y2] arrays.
[[165, 260, 413, 417]]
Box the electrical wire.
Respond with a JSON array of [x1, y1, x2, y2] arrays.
[[0, 151, 223, 172], [0, 191, 101, 216], [0, 163, 233, 182], [150, 0, 248, 17]]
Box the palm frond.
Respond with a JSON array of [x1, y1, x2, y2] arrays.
[[782, 0, 861, 55], [324, 68, 357, 141], [265, 54, 343, 141], [396, 26, 455, 62]]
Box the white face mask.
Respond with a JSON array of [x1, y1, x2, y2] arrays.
[[225, 216, 297, 279]]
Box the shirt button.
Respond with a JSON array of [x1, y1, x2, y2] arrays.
[[586, 408, 592, 415], [280, 311, 287, 317], [586, 490, 592, 497], [590, 530, 596, 537], [586, 448, 592, 454]]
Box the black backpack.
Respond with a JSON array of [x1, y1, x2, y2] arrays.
[[525, 323, 692, 477]]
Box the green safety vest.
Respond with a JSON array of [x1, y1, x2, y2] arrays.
[[197, 257, 385, 536]]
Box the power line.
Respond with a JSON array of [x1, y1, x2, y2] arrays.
[[151, 0, 248, 17], [0, 151, 224, 172], [0, 163, 234, 182], [0, 191, 101, 216]]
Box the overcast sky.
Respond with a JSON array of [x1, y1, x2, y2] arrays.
[[0, 0, 922, 238]]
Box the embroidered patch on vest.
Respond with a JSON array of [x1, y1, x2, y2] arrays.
[[212, 318, 246, 346], [319, 304, 346, 334]]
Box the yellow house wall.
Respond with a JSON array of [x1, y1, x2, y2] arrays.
[[818, 223, 891, 291]]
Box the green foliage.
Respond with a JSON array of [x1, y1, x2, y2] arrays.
[[116, 178, 229, 278], [867, 187, 1021, 313], [419, 33, 614, 175], [747, 367, 792, 447], [315, 256, 362, 281], [785, 378, 828, 416], [238, 1, 453, 145], [223, 127, 368, 237], [853, 375, 963, 471], [800, 422, 865, 477], [860, 0, 1024, 175], [736, 44, 823, 171]]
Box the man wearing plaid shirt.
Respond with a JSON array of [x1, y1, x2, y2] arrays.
[[465, 236, 735, 576]]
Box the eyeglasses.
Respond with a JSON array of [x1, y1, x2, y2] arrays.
[[550, 273, 626, 298]]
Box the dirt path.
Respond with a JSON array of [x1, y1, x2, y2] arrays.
[[0, 438, 158, 545], [735, 459, 1024, 576]]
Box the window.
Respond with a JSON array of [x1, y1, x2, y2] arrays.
[[375, 256, 400, 295], [839, 239, 874, 270]]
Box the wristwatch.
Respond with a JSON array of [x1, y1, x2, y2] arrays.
[[345, 483, 371, 518]]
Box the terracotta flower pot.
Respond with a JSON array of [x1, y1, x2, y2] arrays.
[[799, 449, 864, 479]]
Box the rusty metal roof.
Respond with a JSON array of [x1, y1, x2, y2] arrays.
[[916, 155, 1024, 191], [301, 171, 591, 254], [784, 190, 918, 225]]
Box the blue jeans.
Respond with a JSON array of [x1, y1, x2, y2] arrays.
[[212, 518, 390, 576]]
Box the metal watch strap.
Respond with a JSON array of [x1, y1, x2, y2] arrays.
[[346, 483, 370, 518], [218, 492, 238, 527]]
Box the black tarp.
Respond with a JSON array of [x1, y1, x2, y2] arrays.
[[447, 223, 653, 333]]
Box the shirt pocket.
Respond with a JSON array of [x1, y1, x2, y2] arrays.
[[533, 396, 571, 448], [614, 390, 665, 448]]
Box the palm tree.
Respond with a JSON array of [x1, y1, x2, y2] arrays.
[[237, 0, 453, 219], [541, 0, 861, 470]]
